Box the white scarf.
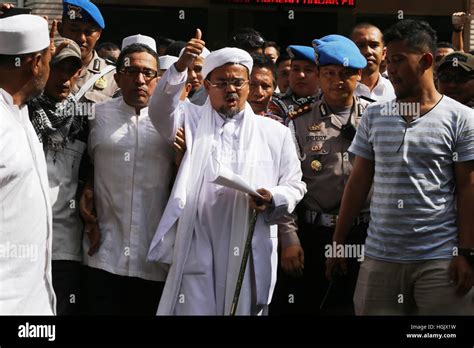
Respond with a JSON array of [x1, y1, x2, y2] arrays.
[[158, 98, 259, 315]]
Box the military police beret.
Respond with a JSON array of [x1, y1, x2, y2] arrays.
[[63, 0, 105, 29], [287, 45, 316, 64], [312, 34, 366, 69]]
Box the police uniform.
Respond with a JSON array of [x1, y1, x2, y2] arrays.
[[268, 45, 320, 125], [63, 0, 119, 104], [288, 35, 371, 315], [72, 50, 118, 103]]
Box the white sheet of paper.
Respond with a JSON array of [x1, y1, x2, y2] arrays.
[[211, 164, 264, 199]]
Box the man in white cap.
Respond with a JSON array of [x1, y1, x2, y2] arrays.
[[0, 14, 56, 314], [147, 29, 306, 315], [81, 38, 175, 315]]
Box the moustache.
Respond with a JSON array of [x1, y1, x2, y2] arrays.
[[225, 93, 239, 101]]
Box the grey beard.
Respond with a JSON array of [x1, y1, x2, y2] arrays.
[[218, 107, 242, 119]]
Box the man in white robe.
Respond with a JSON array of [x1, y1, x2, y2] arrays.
[[0, 14, 56, 314], [148, 29, 306, 315]]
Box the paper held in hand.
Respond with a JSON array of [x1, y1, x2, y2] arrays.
[[211, 164, 264, 199]]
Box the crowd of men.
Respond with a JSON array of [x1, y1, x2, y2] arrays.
[[0, 0, 473, 316]]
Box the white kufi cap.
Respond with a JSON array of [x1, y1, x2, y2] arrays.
[[158, 55, 178, 70], [0, 14, 50, 55], [202, 47, 253, 79], [121, 34, 157, 53]]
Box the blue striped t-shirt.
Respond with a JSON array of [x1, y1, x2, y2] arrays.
[[349, 96, 474, 262]]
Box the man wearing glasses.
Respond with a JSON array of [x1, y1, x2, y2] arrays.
[[437, 51, 474, 108], [147, 30, 306, 315], [82, 38, 175, 315]]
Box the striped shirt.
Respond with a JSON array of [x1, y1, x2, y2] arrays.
[[349, 96, 474, 262]]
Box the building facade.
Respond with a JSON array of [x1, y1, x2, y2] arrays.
[[9, 0, 474, 50]]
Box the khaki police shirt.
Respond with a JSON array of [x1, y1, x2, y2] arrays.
[[269, 89, 318, 125], [290, 96, 369, 214], [72, 50, 119, 104]]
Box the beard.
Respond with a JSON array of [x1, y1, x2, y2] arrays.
[[218, 92, 242, 118], [27, 73, 48, 102]]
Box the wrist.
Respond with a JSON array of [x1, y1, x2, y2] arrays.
[[458, 248, 474, 266], [453, 26, 464, 32]]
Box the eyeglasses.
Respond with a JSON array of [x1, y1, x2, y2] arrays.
[[119, 67, 158, 80], [438, 72, 474, 84], [206, 79, 249, 90]]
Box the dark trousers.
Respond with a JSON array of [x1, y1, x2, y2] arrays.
[[83, 266, 164, 316], [270, 218, 367, 315], [52, 260, 83, 315]]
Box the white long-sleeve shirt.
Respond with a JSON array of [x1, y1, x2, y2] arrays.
[[355, 74, 396, 102], [148, 65, 306, 315], [0, 89, 56, 315], [85, 97, 174, 282]]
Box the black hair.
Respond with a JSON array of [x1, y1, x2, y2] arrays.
[[264, 41, 280, 54], [276, 52, 291, 67], [383, 19, 437, 55], [156, 36, 174, 48], [230, 27, 265, 51], [351, 22, 384, 42], [116, 43, 159, 71], [96, 42, 120, 52], [251, 53, 277, 86], [164, 41, 186, 57], [436, 41, 455, 50]]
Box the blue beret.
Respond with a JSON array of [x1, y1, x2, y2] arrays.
[[312, 34, 366, 69], [287, 45, 316, 64], [63, 0, 105, 29]]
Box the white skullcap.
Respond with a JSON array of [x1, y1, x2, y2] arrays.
[[158, 55, 178, 70], [178, 46, 211, 59], [121, 34, 157, 53], [202, 47, 253, 79], [0, 15, 50, 55]]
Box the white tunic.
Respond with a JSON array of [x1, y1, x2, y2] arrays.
[[0, 89, 56, 315], [148, 66, 306, 315], [85, 97, 174, 282], [355, 74, 396, 102]]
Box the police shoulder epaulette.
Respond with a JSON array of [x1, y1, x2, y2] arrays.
[[288, 102, 312, 120], [358, 95, 376, 103], [104, 58, 116, 66]]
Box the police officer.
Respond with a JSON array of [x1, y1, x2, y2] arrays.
[[287, 35, 371, 315], [269, 45, 320, 125], [59, 0, 118, 103]]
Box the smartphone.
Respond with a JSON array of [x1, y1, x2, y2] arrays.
[[0, 7, 33, 19]]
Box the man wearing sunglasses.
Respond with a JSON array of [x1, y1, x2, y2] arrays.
[[82, 38, 175, 315], [437, 51, 474, 108]]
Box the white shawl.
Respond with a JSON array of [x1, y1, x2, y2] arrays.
[[149, 98, 259, 315]]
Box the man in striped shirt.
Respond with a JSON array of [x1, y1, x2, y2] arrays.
[[327, 19, 474, 315]]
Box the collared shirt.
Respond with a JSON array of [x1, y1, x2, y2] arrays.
[[72, 50, 119, 104], [86, 97, 175, 281], [0, 89, 56, 314], [355, 74, 396, 102]]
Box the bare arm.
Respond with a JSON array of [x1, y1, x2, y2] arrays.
[[333, 156, 374, 244], [449, 160, 474, 296], [326, 155, 374, 279]]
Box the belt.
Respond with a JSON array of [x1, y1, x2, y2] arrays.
[[303, 211, 370, 227]]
